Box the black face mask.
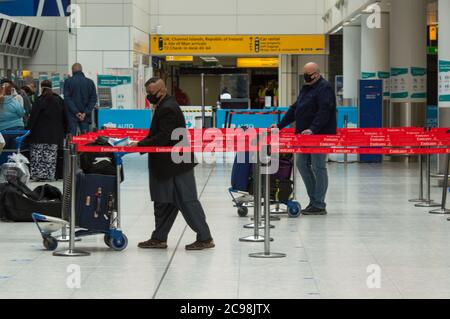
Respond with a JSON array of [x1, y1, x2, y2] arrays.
[[147, 90, 161, 104], [304, 72, 316, 83]]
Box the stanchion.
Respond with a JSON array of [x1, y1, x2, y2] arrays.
[[240, 135, 266, 242], [344, 115, 348, 164], [409, 154, 426, 203], [430, 153, 450, 215], [53, 143, 90, 257], [415, 151, 441, 208], [56, 137, 80, 242], [249, 144, 286, 259]]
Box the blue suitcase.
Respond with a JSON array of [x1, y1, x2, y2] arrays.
[[75, 171, 117, 232], [230, 152, 252, 192]]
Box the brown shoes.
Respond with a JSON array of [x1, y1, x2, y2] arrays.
[[138, 238, 215, 250], [138, 239, 168, 249], [185, 239, 215, 251]]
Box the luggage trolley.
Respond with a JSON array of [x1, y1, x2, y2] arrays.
[[0, 130, 30, 165], [229, 152, 301, 218], [33, 139, 129, 253], [73, 153, 128, 251], [224, 112, 301, 218]]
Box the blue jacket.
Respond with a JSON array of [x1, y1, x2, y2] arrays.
[[63, 71, 97, 121], [278, 77, 337, 135], [0, 96, 25, 131]]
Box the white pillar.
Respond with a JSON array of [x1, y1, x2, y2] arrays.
[[343, 25, 361, 106], [278, 55, 299, 107], [361, 13, 390, 99], [438, 0, 450, 110], [390, 0, 427, 127]]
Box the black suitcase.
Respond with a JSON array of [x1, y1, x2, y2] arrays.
[[75, 171, 117, 232], [0, 181, 62, 222]]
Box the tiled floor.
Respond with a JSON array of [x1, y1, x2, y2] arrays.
[[0, 154, 449, 299]]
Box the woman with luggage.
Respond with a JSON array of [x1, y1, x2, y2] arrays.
[[27, 80, 68, 181]]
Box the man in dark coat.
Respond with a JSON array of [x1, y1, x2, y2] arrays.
[[276, 62, 337, 215], [130, 77, 214, 250], [63, 63, 97, 135]]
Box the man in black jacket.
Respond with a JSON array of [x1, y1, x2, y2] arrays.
[[130, 78, 214, 250], [276, 62, 337, 215]]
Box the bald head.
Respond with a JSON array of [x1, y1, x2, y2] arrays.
[[303, 62, 321, 84], [72, 63, 82, 74], [145, 77, 167, 105]]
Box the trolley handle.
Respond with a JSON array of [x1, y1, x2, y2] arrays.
[[113, 153, 127, 166], [0, 130, 30, 151], [15, 131, 31, 150]]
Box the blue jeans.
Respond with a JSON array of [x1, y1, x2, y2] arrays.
[[68, 116, 90, 136], [296, 154, 328, 209]]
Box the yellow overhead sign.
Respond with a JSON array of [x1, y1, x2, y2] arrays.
[[237, 57, 279, 68], [151, 35, 325, 56], [166, 56, 194, 62], [429, 25, 437, 41]]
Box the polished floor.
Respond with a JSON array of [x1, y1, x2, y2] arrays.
[[0, 154, 449, 299]]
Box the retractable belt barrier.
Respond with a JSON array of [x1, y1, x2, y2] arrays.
[[68, 127, 450, 259], [72, 127, 450, 155]]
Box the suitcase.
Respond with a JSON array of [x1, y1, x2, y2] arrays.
[[75, 171, 117, 232], [231, 152, 253, 192], [0, 181, 62, 222], [272, 154, 294, 181]]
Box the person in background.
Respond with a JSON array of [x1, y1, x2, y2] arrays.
[[0, 79, 32, 126], [275, 62, 337, 215], [63, 63, 97, 135], [22, 84, 37, 105], [0, 82, 25, 132], [26, 80, 68, 181], [257, 84, 266, 108], [0, 79, 23, 107], [265, 80, 278, 107]]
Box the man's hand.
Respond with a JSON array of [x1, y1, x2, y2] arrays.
[[129, 141, 139, 147], [301, 129, 313, 135], [76, 113, 85, 121]]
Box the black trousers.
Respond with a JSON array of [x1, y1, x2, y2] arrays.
[[151, 180, 212, 242]]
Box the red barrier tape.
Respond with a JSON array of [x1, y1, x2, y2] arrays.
[[72, 128, 450, 155]]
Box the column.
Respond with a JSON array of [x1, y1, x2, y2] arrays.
[[390, 0, 427, 127], [361, 12, 390, 127], [278, 55, 299, 107], [438, 0, 450, 123], [438, 0, 450, 173], [343, 25, 361, 106]]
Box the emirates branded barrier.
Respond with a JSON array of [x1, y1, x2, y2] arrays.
[[71, 128, 450, 155]]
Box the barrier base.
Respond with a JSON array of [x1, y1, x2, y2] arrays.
[[239, 235, 273, 243], [249, 252, 286, 259], [270, 207, 287, 214], [253, 216, 281, 221], [430, 208, 450, 215], [53, 249, 91, 257], [409, 198, 426, 203], [55, 234, 82, 243], [415, 201, 441, 208], [244, 223, 274, 229]]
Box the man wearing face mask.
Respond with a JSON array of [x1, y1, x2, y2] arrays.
[[129, 77, 214, 250], [274, 62, 337, 215]]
